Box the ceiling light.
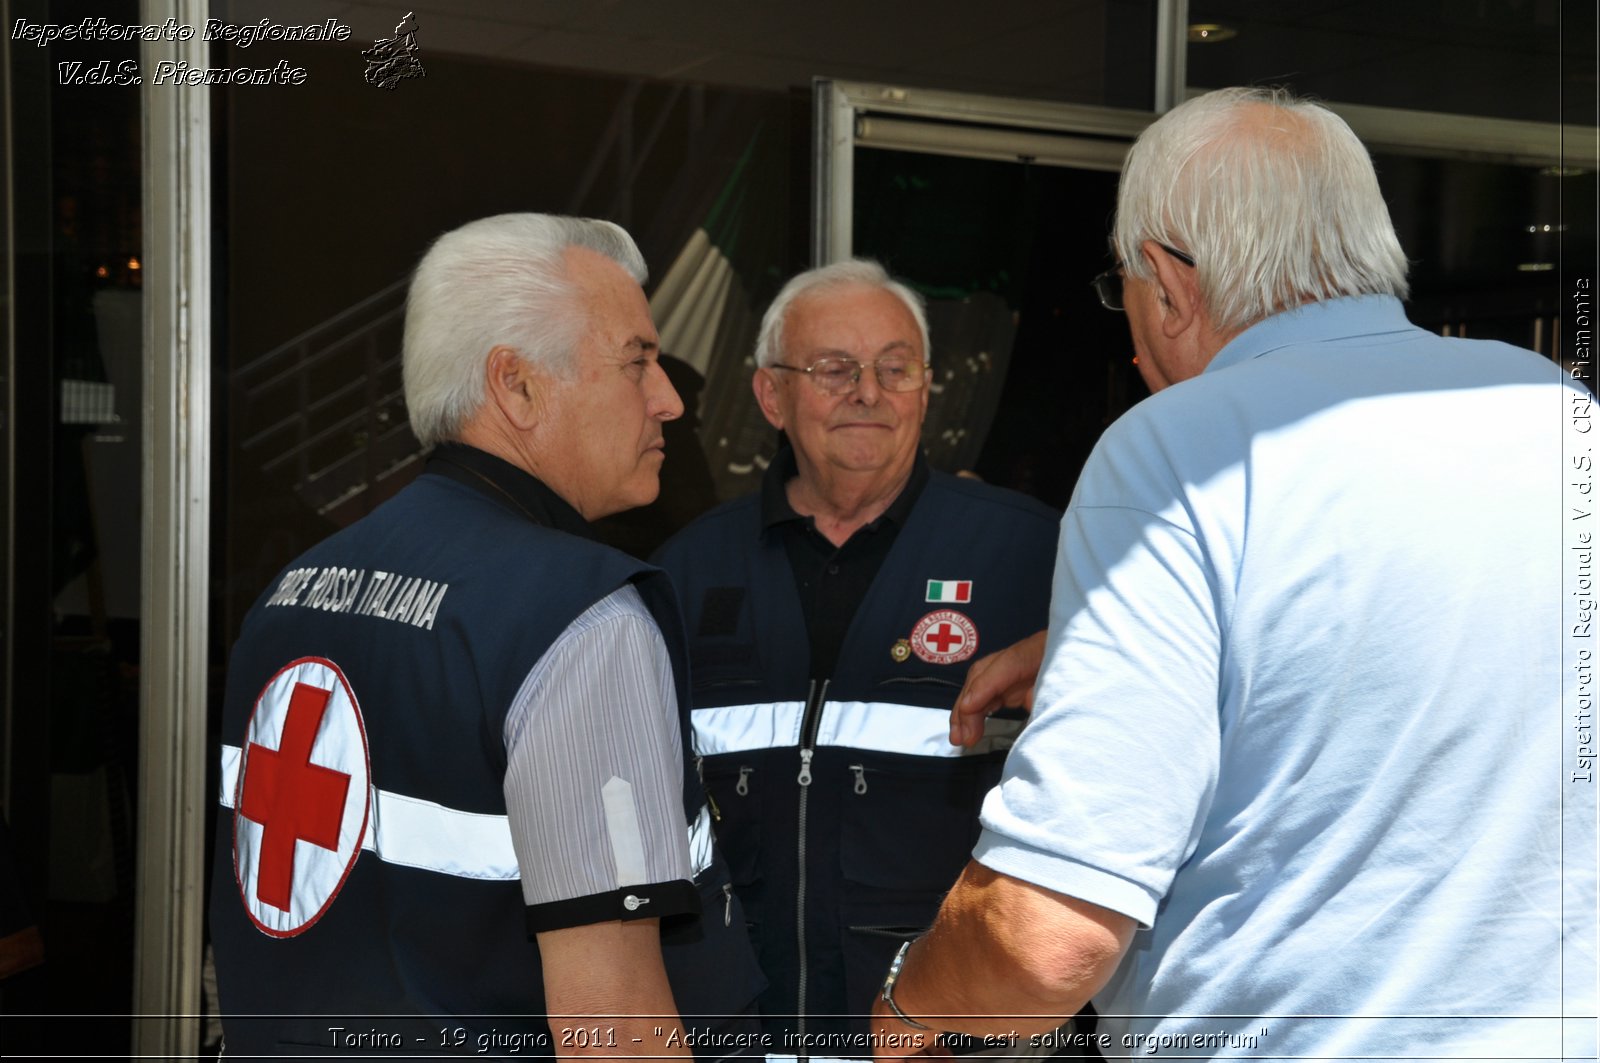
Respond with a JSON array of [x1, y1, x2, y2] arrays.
[[1517, 262, 1555, 272], [1188, 23, 1237, 43], [1540, 166, 1588, 177], [1526, 224, 1569, 233]]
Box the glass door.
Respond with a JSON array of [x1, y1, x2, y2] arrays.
[[2, 0, 146, 1056], [809, 80, 1597, 510]]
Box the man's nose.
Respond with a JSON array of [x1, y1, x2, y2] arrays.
[[850, 362, 882, 403], [650, 360, 684, 420]]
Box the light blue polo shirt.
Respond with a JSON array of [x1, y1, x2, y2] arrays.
[[976, 296, 1596, 1058]]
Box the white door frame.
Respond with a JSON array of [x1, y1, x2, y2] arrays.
[[136, 1, 210, 1057]]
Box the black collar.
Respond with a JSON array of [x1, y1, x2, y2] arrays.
[[759, 446, 929, 536], [425, 442, 595, 539]]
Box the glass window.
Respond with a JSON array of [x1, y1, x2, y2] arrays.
[[1373, 152, 1594, 360], [219, 49, 804, 601], [286, 0, 1159, 110], [3, 0, 144, 1055], [1187, 0, 1590, 125], [850, 147, 1136, 508]]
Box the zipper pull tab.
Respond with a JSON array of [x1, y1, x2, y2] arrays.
[[797, 748, 814, 787], [850, 764, 868, 795], [736, 766, 752, 796], [722, 883, 733, 927]]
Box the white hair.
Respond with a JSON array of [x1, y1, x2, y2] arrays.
[[1114, 86, 1409, 333], [753, 259, 931, 368], [401, 213, 648, 446]]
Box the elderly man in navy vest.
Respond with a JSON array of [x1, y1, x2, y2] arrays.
[[653, 261, 1060, 1046], [872, 88, 1595, 1061], [209, 214, 764, 1059]]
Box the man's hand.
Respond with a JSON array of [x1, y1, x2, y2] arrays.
[[950, 630, 1047, 747]]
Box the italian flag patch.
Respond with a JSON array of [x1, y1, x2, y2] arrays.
[[926, 580, 972, 603]]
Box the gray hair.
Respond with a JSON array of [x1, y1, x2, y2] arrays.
[[753, 259, 931, 368], [402, 213, 648, 446], [1114, 87, 1409, 333]]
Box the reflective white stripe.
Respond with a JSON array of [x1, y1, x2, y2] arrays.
[[694, 700, 1020, 757], [367, 788, 521, 881], [218, 742, 242, 805], [688, 804, 715, 875], [222, 746, 724, 883], [692, 700, 805, 755], [601, 777, 647, 886], [816, 700, 1022, 757], [221, 743, 518, 881]]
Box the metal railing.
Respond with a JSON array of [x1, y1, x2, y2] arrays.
[[232, 279, 419, 526]]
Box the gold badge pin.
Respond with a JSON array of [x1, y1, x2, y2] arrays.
[[890, 639, 911, 663]]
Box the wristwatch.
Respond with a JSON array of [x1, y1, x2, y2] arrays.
[[880, 939, 932, 1030]]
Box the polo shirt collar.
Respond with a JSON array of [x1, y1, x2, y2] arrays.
[[759, 445, 930, 536], [425, 441, 595, 539], [1205, 294, 1415, 376]]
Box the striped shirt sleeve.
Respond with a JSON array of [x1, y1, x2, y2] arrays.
[[502, 584, 697, 932]]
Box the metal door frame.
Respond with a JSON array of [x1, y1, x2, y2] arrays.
[[813, 78, 1596, 264], [136, 1, 210, 1057]]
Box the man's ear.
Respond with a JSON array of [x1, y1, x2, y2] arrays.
[[484, 346, 544, 431], [1141, 241, 1203, 340], [752, 367, 786, 431]]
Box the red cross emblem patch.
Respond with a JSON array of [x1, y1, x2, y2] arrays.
[[232, 656, 370, 937], [910, 609, 978, 665]]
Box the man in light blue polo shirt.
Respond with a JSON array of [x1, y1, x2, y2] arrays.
[[869, 87, 1596, 1060]]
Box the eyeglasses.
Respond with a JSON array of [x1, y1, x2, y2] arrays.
[[768, 356, 928, 395], [1090, 243, 1196, 312]]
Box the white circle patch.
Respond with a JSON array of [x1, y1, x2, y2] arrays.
[[232, 656, 370, 938], [911, 609, 978, 665]]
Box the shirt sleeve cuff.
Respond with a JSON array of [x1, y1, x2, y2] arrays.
[[972, 827, 1162, 928], [525, 878, 699, 934]]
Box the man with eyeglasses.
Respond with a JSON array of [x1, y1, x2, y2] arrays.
[[653, 259, 1059, 1047], [870, 88, 1594, 1061], [1090, 244, 1194, 312]]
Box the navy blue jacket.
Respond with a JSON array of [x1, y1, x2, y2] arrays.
[[210, 446, 763, 1058], [654, 466, 1058, 1040]]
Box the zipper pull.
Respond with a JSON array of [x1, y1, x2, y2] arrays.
[[849, 764, 868, 795], [696, 755, 722, 820], [797, 748, 814, 787], [736, 766, 752, 796], [722, 883, 733, 927]]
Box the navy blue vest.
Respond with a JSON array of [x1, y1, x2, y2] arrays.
[[211, 458, 762, 1057], [654, 470, 1059, 1039]]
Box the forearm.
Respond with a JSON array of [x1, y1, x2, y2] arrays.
[[876, 862, 1136, 1040], [540, 918, 691, 1061]]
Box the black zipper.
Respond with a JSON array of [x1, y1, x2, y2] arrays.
[[794, 676, 829, 1046]]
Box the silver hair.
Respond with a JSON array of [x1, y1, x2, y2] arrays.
[[1113, 86, 1409, 333], [753, 259, 931, 368], [401, 213, 648, 446]]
